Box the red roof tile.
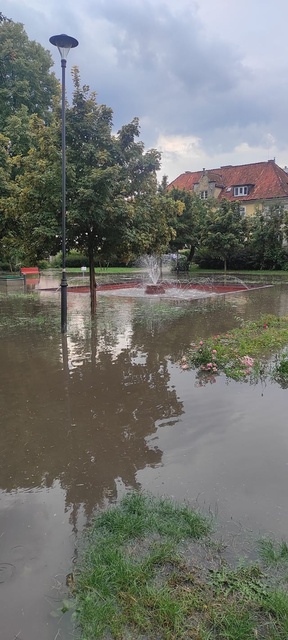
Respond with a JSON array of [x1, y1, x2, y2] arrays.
[[168, 161, 288, 202]]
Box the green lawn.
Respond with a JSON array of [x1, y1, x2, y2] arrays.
[[49, 266, 288, 277], [189, 266, 288, 277], [63, 267, 142, 274]]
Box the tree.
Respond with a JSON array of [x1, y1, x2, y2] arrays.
[[0, 19, 58, 132], [0, 132, 26, 269], [9, 114, 62, 264], [0, 20, 60, 267], [200, 200, 245, 272], [65, 69, 164, 312], [124, 192, 177, 261], [168, 188, 213, 267], [246, 204, 288, 269]]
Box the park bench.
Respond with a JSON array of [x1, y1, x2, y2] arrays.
[[20, 267, 40, 288], [20, 267, 40, 277]]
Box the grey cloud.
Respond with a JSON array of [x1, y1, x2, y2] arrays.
[[1, 0, 287, 165], [79, 0, 277, 148]]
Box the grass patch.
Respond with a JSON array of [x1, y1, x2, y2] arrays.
[[189, 266, 288, 278], [258, 539, 288, 565], [183, 314, 288, 383], [73, 493, 288, 639], [75, 493, 211, 639], [63, 267, 142, 274]]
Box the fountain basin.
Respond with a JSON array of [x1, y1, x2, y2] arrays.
[[145, 284, 166, 294]]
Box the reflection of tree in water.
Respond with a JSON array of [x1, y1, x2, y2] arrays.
[[130, 297, 241, 362], [0, 319, 183, 527], [62, 324, 183, 525], [130, 286, 288, 362], [2, 287, 284, 526]]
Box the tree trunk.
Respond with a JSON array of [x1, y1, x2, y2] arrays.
[[89, 249, 96, 314], [187, 244, 195, 263]]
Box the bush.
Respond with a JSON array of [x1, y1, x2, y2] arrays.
[[194, 245, 288, 271], [0, 261, 12, 272], [50, 251, 89, 268], [37, 260, 50, 270], [171, 254, 189, 272], [194, 249, 223, 270]]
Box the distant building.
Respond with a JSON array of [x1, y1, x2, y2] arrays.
[[168, 160, 288, 216]]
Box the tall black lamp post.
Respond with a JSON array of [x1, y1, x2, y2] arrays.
[[49, 34, 78, 333]]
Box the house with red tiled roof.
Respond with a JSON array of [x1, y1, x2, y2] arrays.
[[168, 160, 288, 216]]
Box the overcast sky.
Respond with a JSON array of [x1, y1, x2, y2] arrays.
[[2, 0, 288, 180]]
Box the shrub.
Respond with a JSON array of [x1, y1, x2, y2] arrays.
[[171, 254, 189, 272], [37, 260, 50, 270], [50, 250, 89, 268], [194, 248, 223, 269], [0, 261, 12, 272]]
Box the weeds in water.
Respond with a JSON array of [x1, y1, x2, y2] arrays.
[[258, 538, 288, 565], [74, 493, 288, 640], [0, 292, 60, 334], [184, 314, 288, 383], [272, 354, 288, 388]]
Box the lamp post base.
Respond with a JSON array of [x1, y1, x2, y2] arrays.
[[60, 270, 68, 333]]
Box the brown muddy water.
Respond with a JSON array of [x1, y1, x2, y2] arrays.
[[1, 276, 288, 639]]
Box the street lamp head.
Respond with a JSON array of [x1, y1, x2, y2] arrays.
[[49, 34, 78, 61]]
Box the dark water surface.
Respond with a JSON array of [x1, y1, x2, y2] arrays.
[[1, 280, 288, 639]]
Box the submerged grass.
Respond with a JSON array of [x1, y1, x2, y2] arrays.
[[184, 314, 288, 384], [258, 539, 288, 565], [74, 493, 288, 640], [0, 292, 60, 335]]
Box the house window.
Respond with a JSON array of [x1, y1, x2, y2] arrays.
[[234, 186, 248, 196], [239, 206, 246, 216], [200, 190, 208, 199]]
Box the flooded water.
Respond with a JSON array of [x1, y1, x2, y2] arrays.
[[1, 276, 288, 639]]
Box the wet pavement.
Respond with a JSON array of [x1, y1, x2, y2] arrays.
[[1, 276, 288, 639]]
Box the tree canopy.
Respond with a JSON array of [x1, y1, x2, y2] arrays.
[[0, 19, 58, 133], [65, 68, 170, 309], [199, 200, 246, 272]]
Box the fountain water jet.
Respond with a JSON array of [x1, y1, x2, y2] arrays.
[[140, 254, 166, 294]]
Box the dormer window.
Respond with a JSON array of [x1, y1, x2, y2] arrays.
[[200, 190, 208, 199], [234, 185, 248, 197]]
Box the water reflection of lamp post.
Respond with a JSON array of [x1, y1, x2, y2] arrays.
[[49, 34, 79, 333]]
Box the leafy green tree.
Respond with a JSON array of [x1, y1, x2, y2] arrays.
[[124, 192, 177, 261], [200, 200, 245, 272], [158, 175, 169, 195], [0, 19, 58, 132], [6, 114, 61, 264], [0, 12, 12, 25], [65, 69, 164, 311], [246, 204, 288, 269], [0, 132, 24, 269], [168, 188, 213, 266], [0, 20, 60, 267], [65, 69, 124, 310], [4, 105, 35, 158]]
